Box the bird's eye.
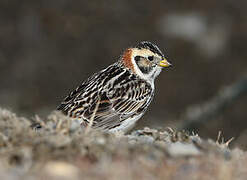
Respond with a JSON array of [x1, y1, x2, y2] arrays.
[[148, 56, 154, 61]]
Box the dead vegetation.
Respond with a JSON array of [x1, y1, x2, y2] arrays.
[[0, 107, 247, 180]]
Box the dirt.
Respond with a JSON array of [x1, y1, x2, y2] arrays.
[[0, 107, 246, 180]]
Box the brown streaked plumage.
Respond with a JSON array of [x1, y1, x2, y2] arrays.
[[57, 41, 171, 133]]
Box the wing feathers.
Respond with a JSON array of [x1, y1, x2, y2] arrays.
[[57, 63, 153, 130]]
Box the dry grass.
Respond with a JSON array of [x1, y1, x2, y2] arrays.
[[0, 107, 246, 180]]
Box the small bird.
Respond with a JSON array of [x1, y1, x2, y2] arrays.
[[57, 41, 171, 133]]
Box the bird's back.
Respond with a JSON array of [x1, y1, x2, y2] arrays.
[[57, 62, 154, 132]]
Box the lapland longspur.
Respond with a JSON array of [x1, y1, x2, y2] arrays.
[[57, 41, 171, 133]]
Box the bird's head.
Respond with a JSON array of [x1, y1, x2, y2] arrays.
[[121, 41, 172, 83]]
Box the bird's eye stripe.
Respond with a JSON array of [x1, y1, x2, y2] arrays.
[[135, 56, 141, 61]]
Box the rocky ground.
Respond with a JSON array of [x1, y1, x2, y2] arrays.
[[0, 107, 246, 180]]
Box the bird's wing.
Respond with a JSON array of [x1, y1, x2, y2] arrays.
[[57, 63, 120, 115], [57, 64, 153, 130], [92, 78, 153, 129]]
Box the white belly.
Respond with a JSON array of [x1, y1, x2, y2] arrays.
[[109, 113, 144, 133]]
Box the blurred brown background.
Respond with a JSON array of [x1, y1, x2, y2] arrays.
[[0, 0, 247, 147]]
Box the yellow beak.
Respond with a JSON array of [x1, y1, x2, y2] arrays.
[[159, 58, 172, 67]]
